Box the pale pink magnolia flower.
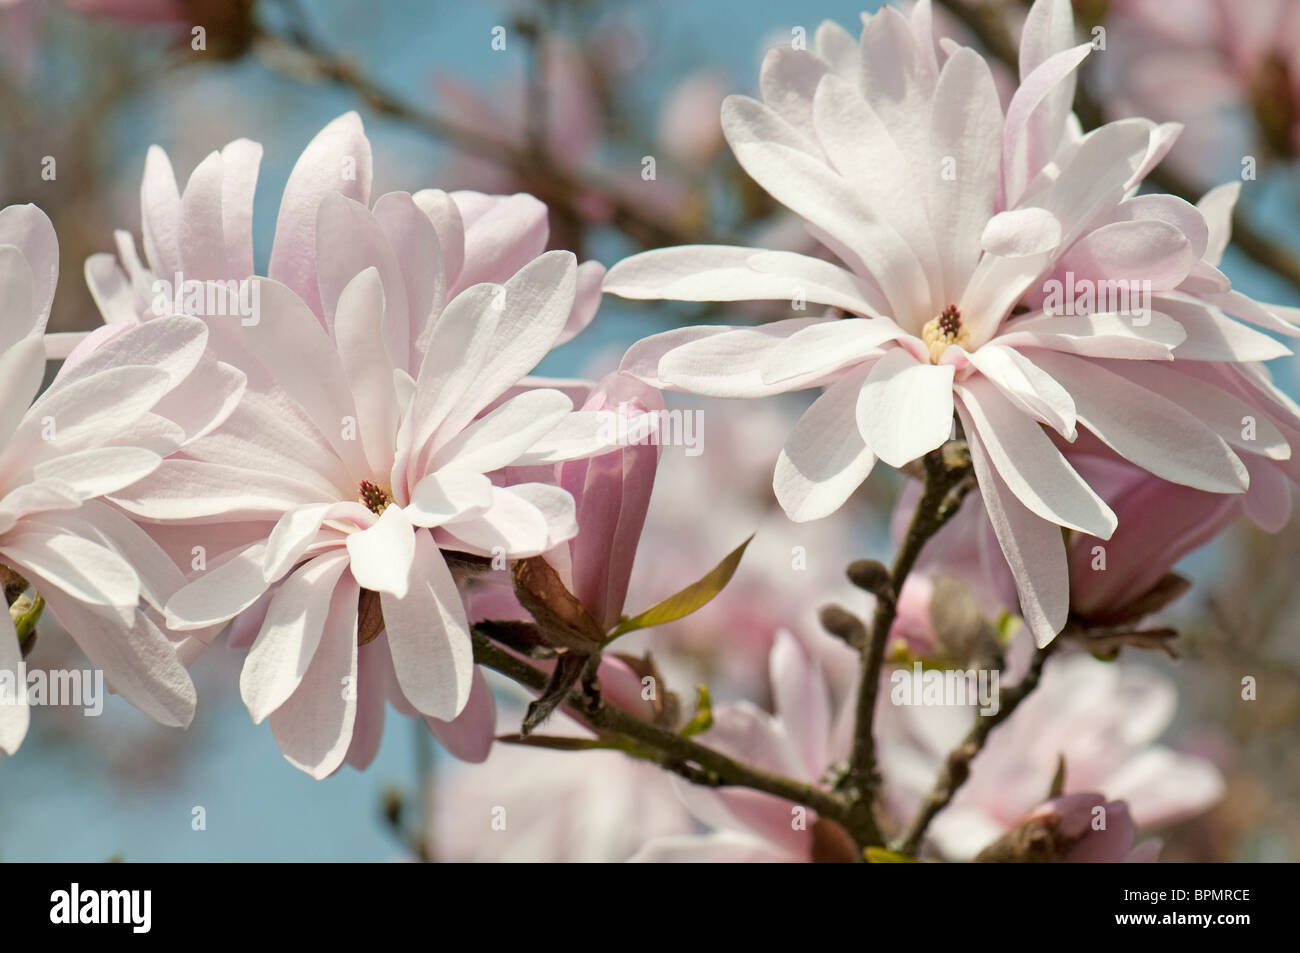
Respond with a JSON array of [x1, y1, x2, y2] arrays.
[[984, 793, 1161, 862], [630, 629, 859, 862], [106, 114, 612, 778], [0, 204, 243, 754], [878, 652, 1226, 861], [634, 626, 1220, 862], [1102, 0, 1300, 182], [608, 0, 1298, 646]]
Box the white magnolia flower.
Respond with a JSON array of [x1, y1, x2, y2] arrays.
[[606, 0, 1299, 644]]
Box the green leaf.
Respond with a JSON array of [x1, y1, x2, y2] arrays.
[[680, 684, 713, 737], [607, 535, 753, 641], [1048, 753, 1067, 799], [865, 847, 916, 863]]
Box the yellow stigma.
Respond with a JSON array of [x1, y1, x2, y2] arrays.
[[921, 305, 970, 363], [358, 480, 392, 516]]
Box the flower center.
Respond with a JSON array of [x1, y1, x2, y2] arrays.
[[920, 305, 970, 363], [358, 480, 392, 516]]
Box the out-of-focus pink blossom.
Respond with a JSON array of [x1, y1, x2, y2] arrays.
[[879, 653, 1226, 860], [1103, 0, 1300, 181], [977, 792, 1160, 862]]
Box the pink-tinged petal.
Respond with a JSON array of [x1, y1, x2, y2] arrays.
[[0, 203, 57, 335], [343, 636, 388, 771], [812, 74, 942, 305], [857, 6, 935, 169], [164, 542, 271, 630], [315, 192, 410, 374], [996, 311, 1185, 359], [1104, 748, 1225, 830], [43, 331, 94, 360], [346, 504, 415, 598], [0, 526, 138, 607], [36, 586, 196, 729], [761, 317, 904, 385], [53, 313, 207, 390], [510, 410, 613, 466], [441, 483, 575, 556], [427, 666, 496, 763], [759, 44, 833, 145], [966, 344, 1076, 438], [928, 47, 1003, 300], [269, 572, 359, 779], [381, 530, 474, 720], [1029, 350, 1248, 493], [373, 190, 445, 362], [434, 389, 573, 474], [559, 373, 663, 628], [604, 244, 883, 315], [438, 250, 579, 437], [723, 94, 930, 320], [769, 630, 830, 778], [148, 354, 246, 444], [448, 191, 549, 295], [1003, 43, 1092, 205], [241, 551, 350, 723], [979, 207, 1062, 257], [1101, 361, 1289, 460], [1055, 219, 1194, 290], [406, 469, 493, 528], [556, 259, 604, 346], [1242, 458, 1292, 532], [1158, 295, 1291, 361], [0, 608, 30, 754], [139, 144, 182, 278], [239, 278, 366, 474], [774, 365, 876, 522], [29, 446, 161, 501], [113, 458, 330, 523], [657, 318, 830, 398], [1196, 182, 1239, 267], [630, 831, 794, 863], [220, 138, 262, 278], [956, 378, 1115, 537], [1109, 193, 1209, 260], [332, 266, 399, 475], [0, 335, 44, 446], [269, 112, 373, 315], [856, 348, 954, 468], [412, 188, 465, 289], [958, 403, 1068, 646], [179, 151, 231, 279], [0, 246, 35, 355], [64, 500, 187, 612], [1206, 291, 1300, 339], [263, 502, 335, 582]]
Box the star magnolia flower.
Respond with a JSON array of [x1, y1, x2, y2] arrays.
[[106, 115, 613, 778], [1, 204, 243, 754], [607, 0, 1299, 644]]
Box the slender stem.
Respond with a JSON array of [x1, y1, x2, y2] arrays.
[[471, 629, 856, 835], [893, 644, 1053, 857], [844, 445, 973, 797]]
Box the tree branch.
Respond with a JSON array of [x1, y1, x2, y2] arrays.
[[893, 643, 1054, 857], [470, 628, 858, 843]]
